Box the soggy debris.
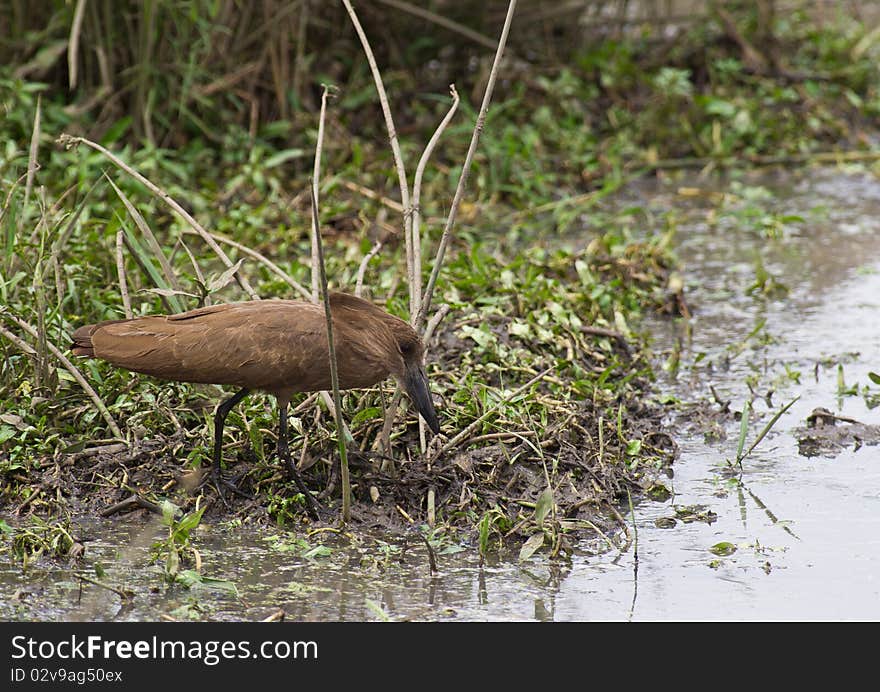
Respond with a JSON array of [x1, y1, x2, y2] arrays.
[[793, 407, 880, 457]]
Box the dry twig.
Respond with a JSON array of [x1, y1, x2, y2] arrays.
[[418, 0, 517, 328]]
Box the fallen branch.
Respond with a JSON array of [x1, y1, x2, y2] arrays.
[[99, 494, 162, 518], [75, 573, 134, 601]]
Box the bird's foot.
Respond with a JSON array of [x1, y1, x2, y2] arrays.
[[278, 445, 322, 520], [294, 485, 323, 521], [205, 468, 253, 508]]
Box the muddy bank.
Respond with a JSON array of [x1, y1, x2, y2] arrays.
[[1, 235, 682, 583]]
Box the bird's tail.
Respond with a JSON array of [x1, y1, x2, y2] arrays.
[[70, 319, 128, 357]]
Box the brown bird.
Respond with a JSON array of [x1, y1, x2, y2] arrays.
[[71, 292, 440, 512]]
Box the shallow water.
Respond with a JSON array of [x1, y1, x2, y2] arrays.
[[3, 167, 879, 621]]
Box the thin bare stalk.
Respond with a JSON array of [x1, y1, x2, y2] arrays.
[[45, 180, 97, 289], [738, 395, 800, 466], [411, 85, 460, 323], [376, 389, 404, 455], [32, 203, 50, 389], [115, 230, 133, 318], [0, 323, 37, 355], [422, 303, 450, 349], [311, 85, 331, 302], [24, 95, 41, 212], [57, 135, 259, 300], [177, 237, 208, 304], [341, 0, 415, 316], [418, 0, 517, 328], [68, 0, 88, 89], [1, 311, 123, 439], [182, 229, 310, 300], [340, 180, 405, 213], [416, 302, 450, 454], [107, 176, 184, 294], [310, 181, 350, 523], [355, 240, 382, 297]]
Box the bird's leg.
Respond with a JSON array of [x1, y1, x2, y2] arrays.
[[210, 387, 252, 504], [277, 398, 321, 519]]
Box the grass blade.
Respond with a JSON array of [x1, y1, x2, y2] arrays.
[[742, 396, 800, 461], [106, 175, 185, 298], [735, 397, 751, 466]]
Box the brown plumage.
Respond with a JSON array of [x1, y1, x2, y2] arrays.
[[71, 293, 440, 512]]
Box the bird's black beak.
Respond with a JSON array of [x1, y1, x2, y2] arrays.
[[404, 363, 440, 434]]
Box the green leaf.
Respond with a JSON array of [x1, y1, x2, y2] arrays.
[[534, 488, 554, 527], [100, 117, 132, 145], [350, 406, 383, 425], [263, 149, 307, 168], [302, 544, 332, 560], [709, 541, 737, 556], [735, 398, 751, 463], [703, 97, 737, 118], [176, 570, 239, 595], [206, 258, 246, 293], [478, 513, 491, 558], [869, 372, 880, 385], [459, 324, 495, 349], [110, 177, 185, 312], [518, 532, 545, 562], [365, 598, 391, 622], [508, 321, 530, 338], [626, 439, 642, 456], [159, 500, 178, 526], [120, 222, 184, 313], [173, 507, 206, 542]]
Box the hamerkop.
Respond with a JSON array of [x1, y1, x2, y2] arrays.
[[71, 292, 440, 510]]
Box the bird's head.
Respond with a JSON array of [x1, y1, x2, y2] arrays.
[[329, 293, 440, 435], [394, 331, 440, 435]]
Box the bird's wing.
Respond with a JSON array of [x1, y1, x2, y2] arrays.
[[89, 301, 326, 390]]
